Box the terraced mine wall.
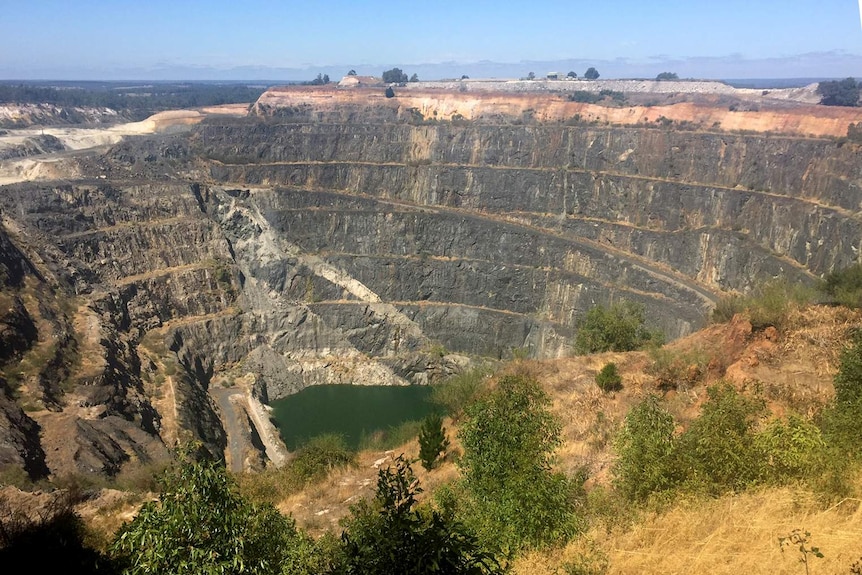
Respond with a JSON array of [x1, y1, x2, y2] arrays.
[[201, 117, 861, 293], [1, 89, 861, 477]]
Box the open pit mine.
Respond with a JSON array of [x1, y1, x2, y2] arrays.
[[1, 81, 861, 477]]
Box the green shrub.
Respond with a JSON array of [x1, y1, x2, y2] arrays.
[[613, 383, 851, 502], [598, 89, 626, 103], [111, 450, 328, 575], [338, 456, 501, 575], [749, 280, 814, 330], [291, 433, 355, 483], [817, 77, 860, 106], [612, 396, 679, 502], [359, 420, 424, 452], [430, 366, 493, 420], [831, 328, 862, 406], [458, 375, 580, 554], [575, 301, 662, 354], [820, 263, 862, 308], [676, 383, 765, 494], [418, 413, 450, 471], [648, 347, 708, 391], [561, 539, 609, 575], [756, 415, 825, 483], [595, 362, 623, 393], [819, 329, 862, 460], [711, 294, 747, 323], [568, 91, 601, 104], [711, 279, 814, 330]]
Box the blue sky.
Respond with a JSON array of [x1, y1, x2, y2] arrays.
[[1, 0, 861, 79]]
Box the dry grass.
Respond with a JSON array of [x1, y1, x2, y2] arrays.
[[510, 487, 862, 575], [606, 488, 861, 575]]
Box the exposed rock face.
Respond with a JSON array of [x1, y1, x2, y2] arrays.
[[0, 104, 122, 129], [0, 134, 65, 161], [0, 87, 860, 477]]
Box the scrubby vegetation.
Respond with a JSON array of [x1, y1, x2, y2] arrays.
[[574, 301, 662, 354], [238, 434, 355, 504], [567, 89, 626, 105], [429, 366, 493, 420], [111, 450, 329, 575], [648, 346, 709, 391], [820, 263, 862, 309], [614, 355, 861, 504], [6, 295, 862, 574], [711, 278, 815, 329]]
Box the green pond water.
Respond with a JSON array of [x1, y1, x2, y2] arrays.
[[270, 384, 436, 450]]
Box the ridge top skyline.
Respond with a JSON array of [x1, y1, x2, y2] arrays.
[[3, 1, 861, 81]]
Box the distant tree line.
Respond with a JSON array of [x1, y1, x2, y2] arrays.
[[526, 68, 599, 80], [304, 73, 330, 86], [0, 83, 266, 119], [382, 67, 419, 84], [817, 77, 860, 107]]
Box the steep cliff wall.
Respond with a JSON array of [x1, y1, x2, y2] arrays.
[[200, 119, 859, 292]]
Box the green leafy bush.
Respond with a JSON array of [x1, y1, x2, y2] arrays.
[[648, 347, 708, 391], [568, 91, 602, 104], [458, 375, 580, 554], [817, 77, 860, 106], [111, 450, 328, 575], [820, 263, 862, 308], [819, 329, 862, 461], [595, 362, 623, 393], [710, 294, 746, 323], [575, 301, 662, 354], [382, 67, 409, 83], [756, 415, 825, 483], [359, 420, 424, 451], [338, 456, 501, 575], [584, 67, 600, 80], [613, 396, 678, 502], [561, 539, 609, 575], [598, 89, 626, 103], [676, 383, 765, 494]]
